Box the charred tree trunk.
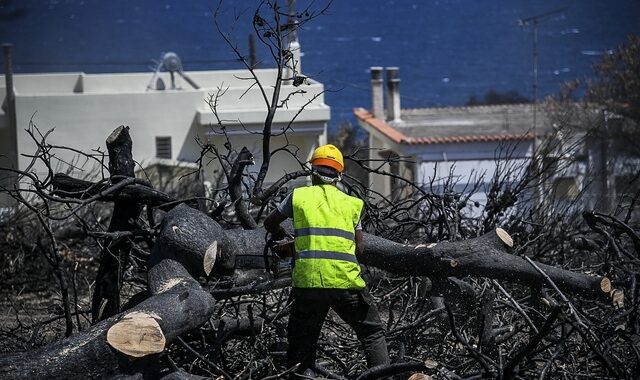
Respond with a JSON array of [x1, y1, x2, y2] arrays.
[[228, 147, 257, 230], [359, 228, 616, 302], [150, 204, 237, 279], [228, 227, 619, 303], [92, 126, 143, 322], [0, 205, 233, 379], [0, 286, 215, 379]]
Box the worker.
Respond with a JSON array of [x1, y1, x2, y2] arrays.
[[264, 144, 390, 378]]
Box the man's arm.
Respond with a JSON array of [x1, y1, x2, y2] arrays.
[[355, 230, 363, 256], [264, 209, 289, 239]]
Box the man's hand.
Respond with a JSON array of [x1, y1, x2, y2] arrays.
[[270, 238, 295, 258], [264, 209, 289, 240]]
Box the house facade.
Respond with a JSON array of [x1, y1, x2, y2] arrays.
[[355, 67, 542, 208], [354, 67, 625, 213], [0, 61, 330, 208]]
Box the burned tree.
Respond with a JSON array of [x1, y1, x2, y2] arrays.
[[1, 4, 639, 380], [0, 119, 631, 378]]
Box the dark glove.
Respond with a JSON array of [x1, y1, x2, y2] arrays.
[[270, 238, 295, 258]]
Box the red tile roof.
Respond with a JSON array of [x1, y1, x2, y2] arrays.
[[353, 107, 535, 145]]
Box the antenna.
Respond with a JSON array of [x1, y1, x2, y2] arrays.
[[283, 0, 302, 81], [519, 7, 567, 208], [519, 7, 567, 149]]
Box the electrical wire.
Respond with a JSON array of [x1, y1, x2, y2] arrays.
[[14, 58, 242, 67]]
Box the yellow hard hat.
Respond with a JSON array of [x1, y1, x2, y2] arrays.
[[311, 144, 344, 173]]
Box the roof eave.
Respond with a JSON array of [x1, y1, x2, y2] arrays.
[[354, 107, 536, 145]]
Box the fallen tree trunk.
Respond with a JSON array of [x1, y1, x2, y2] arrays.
[[0, 284, 215, 379], [227, 227, 619, 303], [0, 205, 232, 379], [1, 197, 620, 378], [360, 229, 616, 301]]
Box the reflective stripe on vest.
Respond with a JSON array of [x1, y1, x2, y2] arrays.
[[295, 250, 359, 264], [291, 184, 365, 289], [295, 227, 355, 241]]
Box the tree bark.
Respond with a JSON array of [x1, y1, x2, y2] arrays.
[[52, 173, 175, 209], [0, 204, 230, 379], [92, 126, 143, 322], [227, 227, 618, 302], [228, 147, 258, 229], [0, 201, 620, 378]]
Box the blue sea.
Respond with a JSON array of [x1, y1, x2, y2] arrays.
[[1, 0, 638, 130]]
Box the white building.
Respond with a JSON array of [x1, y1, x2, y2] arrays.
[[355, 67, 544, 209], [354, 67, 632, 213], [0, 56, 330, 207]]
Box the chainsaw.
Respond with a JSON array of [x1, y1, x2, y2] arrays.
[[264, 236, 295, 278]]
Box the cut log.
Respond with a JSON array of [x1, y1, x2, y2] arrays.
[[0, 203, 229, 379], [226, 227, 617, 302], [360, 229, 616, 301], [150, 203, 236, 279], [0, 286, 215, 380], [106, 311, 166, 357]]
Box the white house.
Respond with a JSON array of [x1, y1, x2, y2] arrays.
[[354, 67, 544, 207], [354, 67, 626, 212], [0, 52, 330, 208]]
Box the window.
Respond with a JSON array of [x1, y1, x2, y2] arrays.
[[553, 177, 580, 201], [378, 149, 401, 194], [155, 136, 172, 159]]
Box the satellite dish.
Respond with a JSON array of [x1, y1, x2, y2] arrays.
[[162, 52, 182, 73], [146, 52, 200, 91]]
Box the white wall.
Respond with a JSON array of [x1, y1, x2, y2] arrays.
[[368, 133, 392, 196], [14, 90, 205, 177], [363, 130, 534, 206], [204, 123, 325, 186], [2, 69, 330, 189]]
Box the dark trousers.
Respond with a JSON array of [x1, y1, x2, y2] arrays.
[[287, 287, 389, 374]]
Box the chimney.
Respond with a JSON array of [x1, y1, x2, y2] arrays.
[[370, 66, 384, 119], [386, 67, 401, 122]]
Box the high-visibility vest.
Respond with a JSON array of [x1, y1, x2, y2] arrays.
[[291, 184, 365, 289]]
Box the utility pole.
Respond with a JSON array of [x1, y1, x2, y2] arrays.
[[248, 33, 257, 69], [519, 7, 567, 151], [519, 7, 567, 208], [2, 43, 19, 209]]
